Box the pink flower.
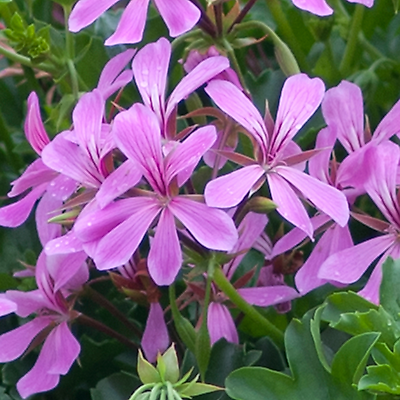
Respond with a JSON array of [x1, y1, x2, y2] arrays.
[[292, 0, 373, 17], [69, 0, 201, 45], [0, 250, 86, 398], [75, 104, 238, 285], [319, 142, 400, 304], [204, 74, 349, 239]]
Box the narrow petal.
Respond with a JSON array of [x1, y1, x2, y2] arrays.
[[113, 104, 165, 193], [96, 160, 142, 208], [276, 166, 349, 227], [42, 134, 102, 188], [69, 0, 118, 32], [318, 234, 396, 284], [24, 92, 50, 155], [72, 90, 104, 163], [373, 97, 400, 143], [17, 322, 80, 399], [170, 197, 238, 251], [322, 80, 364, 153], [105, 0, 150, 45], [291, 0, 333, 15], [267, 172, 313, 238], [207, 302, 238, 345], [6, 290, 45, 317], [270, 74, 325, 155], [45, 230, 84, 255], [94, 201, 161, 270], [148, 208, 181, 285], [0, 184, 47, 227], [167, 57, 230, 121], [239, 286, 299, 307], [0, 317, 52, 362], [97, 49, 136, 98], [8, 159, 56, 197], [295, 223, 353, 294], [0, 294, 17, 317], [165, 125, 216, 185], [347, 0, 373, 6], [205, 165, 265, 208], [141, 302, 170, 362], [155, 0, 200, 37], [271, 214, 331, 258], [132, 37, 170, 121], [205, 80, 268, 149]]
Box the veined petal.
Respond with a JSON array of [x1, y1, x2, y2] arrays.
[[238, 286, 299, 307], [165, 125, 216, 185], [113, 104, 165, 193], [0, 317, 52, 362], [69, 0, 118, 32], [17, 322, 79, 399], [322, 80, 364, 153], [291, 0, 333, 15], [132, 37, 170, 121], [170, 197, 238, 251], [155, 0, 200, 37], [24, 92, 50, 155], [318, 234, 396, 284], [271, 214, 331, 258], [45, 230, 84, 255], [97, 49, 136, 99], [276, 166, 349, 227], [8, 159, 57, 197], [167, 57, 230, 121], [75, 197, 155, 242], [205, 80, 268, 150], [94, 200, 161, 270], [42, 134, 103, 188], [0, 294, 16, 317], [72, 90, 104, 163], [267, 172, 313, 238], [105, 0, 150, 45], [6, 290, 45, 317], [0, 184, 47, 227], [363, 142, 400, 228], [205, 165, 265, 208], [96, 160, 142, 208], [270, 74, 325, 155], [373, 97, 400, 143], [142, 302, 170, 363], [148, 208, 181, 285], [295, 223, 353, 294], [207, 302, 238, 345]]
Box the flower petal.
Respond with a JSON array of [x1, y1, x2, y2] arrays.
[[170, 197, 238, 251], [238, 286, 299, 307], [142, 302, 170, 362], [270, 74, 325, 156], [276, 166, 349, 227], [205, 165, 265, 208], [207, 302, 238, 345], [291, 0, 333, 16], [318, 234, 396, 284], [205, 79, 268, 149], [148, 208, 181, 285], [154, 0, 200, 37], [105, 0, 150, 45]]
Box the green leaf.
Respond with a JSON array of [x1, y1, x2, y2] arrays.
[[161, 345, 180, 384], [331, 332, 381, 386], [379, 257, 400, 323], [359, 364, 400, 394], [226, 309, 375, 399], [90, 372, 138, 400]]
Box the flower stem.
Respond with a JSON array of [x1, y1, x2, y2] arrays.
[[339, 4, 364, 76], [76, 314, 139, 350], [83, 284, 142, 338], [264, 0, 309, 71], [212, 266, 284, 349]]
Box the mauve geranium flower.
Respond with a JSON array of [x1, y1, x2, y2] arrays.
[[69, 0, 201, 45], [204, 74, 349, 239]]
